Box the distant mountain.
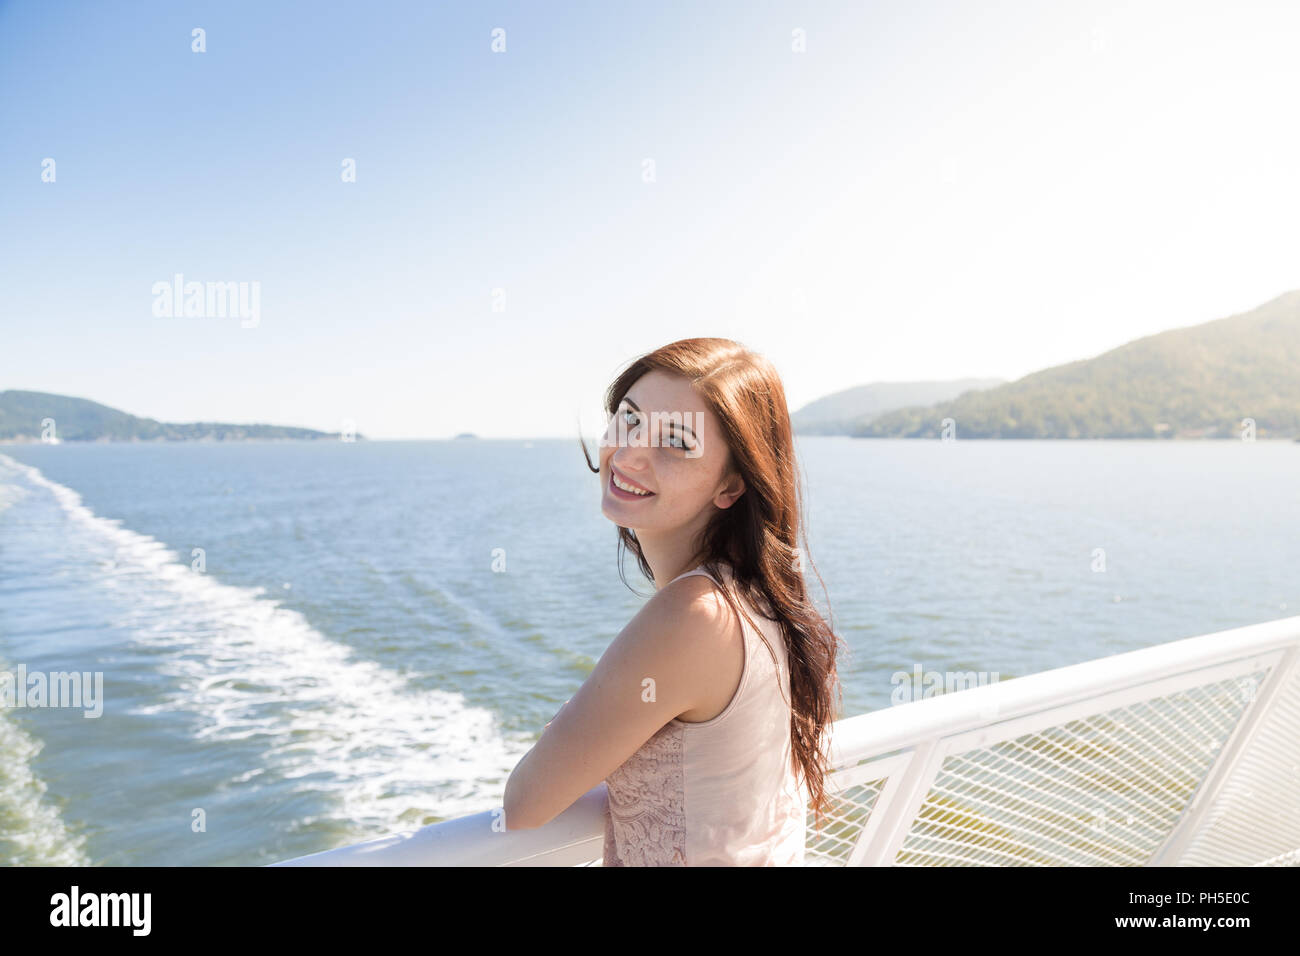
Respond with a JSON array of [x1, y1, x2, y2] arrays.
[[854, 290, 1300, 439], [792, 379, 1004, 435], [0, 391, 355, 442]]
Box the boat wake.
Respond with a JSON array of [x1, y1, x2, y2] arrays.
[[0, 453, 531, 864]]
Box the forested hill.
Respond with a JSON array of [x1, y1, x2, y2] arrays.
[[792, 378, 1004, 434], [854, 290, 1300, 439], [0, 391, 351, 441]]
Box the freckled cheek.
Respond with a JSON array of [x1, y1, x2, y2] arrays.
[[654, 456, 712, 502]]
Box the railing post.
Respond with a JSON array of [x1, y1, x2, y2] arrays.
[[1147, 645, 1300, 866], [855, 739, 946, 866]]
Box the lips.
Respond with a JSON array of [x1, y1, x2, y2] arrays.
[[609, 465, 655, 498]]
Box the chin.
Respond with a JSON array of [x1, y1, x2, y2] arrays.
[[602, 502, 647, 531], [602, 506, 634, 528]]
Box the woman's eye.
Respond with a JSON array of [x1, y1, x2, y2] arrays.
[[616, 407, 689, 450]]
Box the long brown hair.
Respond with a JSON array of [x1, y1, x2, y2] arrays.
[[579, 337, 846, 831]]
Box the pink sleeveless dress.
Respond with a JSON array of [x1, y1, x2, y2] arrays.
[[602, 562, 807, 866]]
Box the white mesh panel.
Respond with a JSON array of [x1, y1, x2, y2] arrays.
[[805, 766, 886, 866], [1177, 659, 1300, 866], [891, 673, 1265, 865]]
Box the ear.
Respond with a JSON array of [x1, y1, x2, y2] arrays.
[[714, 472, 746, 509]]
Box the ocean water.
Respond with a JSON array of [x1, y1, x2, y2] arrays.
[[0, 438, 1296, 866]]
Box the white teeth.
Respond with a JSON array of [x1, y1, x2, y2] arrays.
[[612, 472, 651, 495]]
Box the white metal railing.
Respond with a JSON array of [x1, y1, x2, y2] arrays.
[[272, 614, 1300, 866]]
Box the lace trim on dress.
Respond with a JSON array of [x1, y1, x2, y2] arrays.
[[602, 722, 687, 866]]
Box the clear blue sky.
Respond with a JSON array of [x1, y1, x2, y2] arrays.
[[3, 0, 1298, 438]]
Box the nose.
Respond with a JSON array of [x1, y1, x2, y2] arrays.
[[610, 445, 650, 475]]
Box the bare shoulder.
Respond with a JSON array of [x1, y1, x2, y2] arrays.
[[650, 572, 743, 642], [632, 572, 746, 721]]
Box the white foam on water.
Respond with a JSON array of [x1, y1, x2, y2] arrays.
[[0, 454, 534, 848], [0, 704, 92, 866], [0, 476, 28, 516], [0, 464, 89, 865]]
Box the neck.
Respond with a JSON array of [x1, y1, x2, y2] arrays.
[[638, 531, 708, 591]]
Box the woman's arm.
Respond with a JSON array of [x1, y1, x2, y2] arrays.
[[544, 700, 569, 730], [501, 574, 738, 831]]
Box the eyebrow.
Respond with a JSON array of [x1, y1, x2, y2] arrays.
[[622, 396, 698, 440]]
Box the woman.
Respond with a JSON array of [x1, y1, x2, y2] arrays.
[[503, 337, 845, 865]]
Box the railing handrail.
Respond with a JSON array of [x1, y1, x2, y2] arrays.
[[271, 613, 1300, 866], [822, 612, 1300, 763]]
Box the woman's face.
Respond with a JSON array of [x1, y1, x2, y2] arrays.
[[599, 369, 744, 532]]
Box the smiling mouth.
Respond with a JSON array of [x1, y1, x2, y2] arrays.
[[609, 468, 655, 498]]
